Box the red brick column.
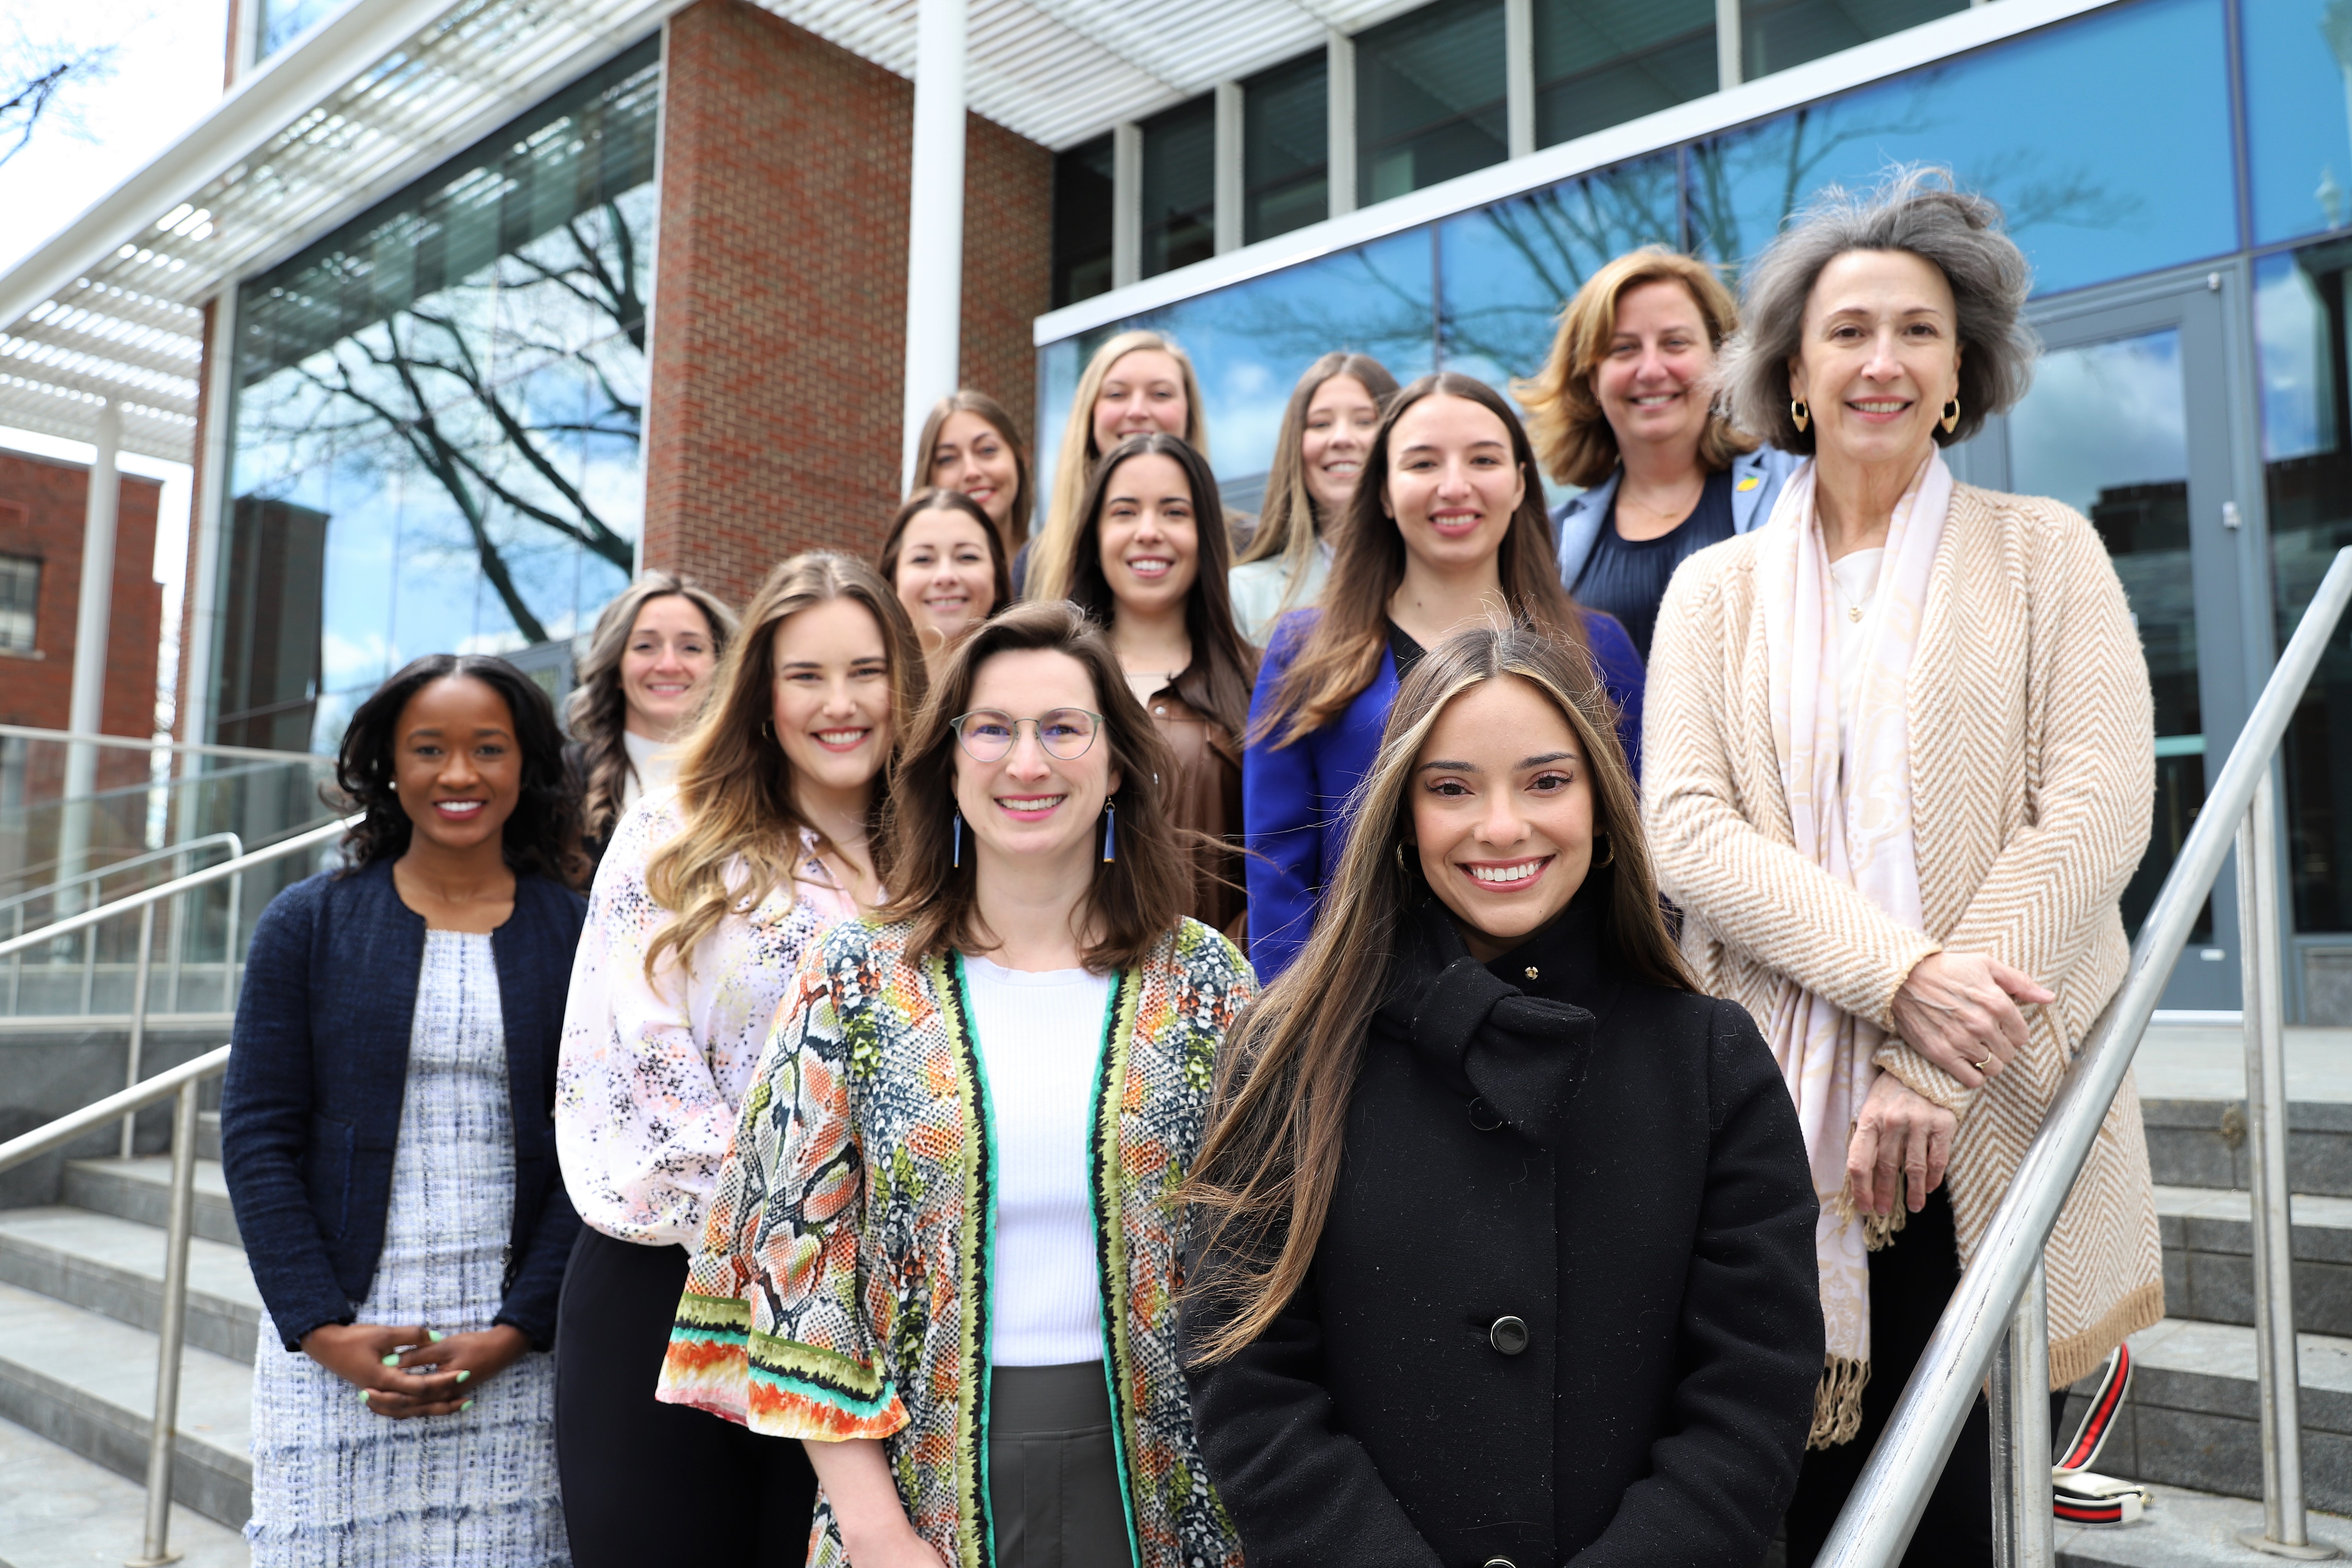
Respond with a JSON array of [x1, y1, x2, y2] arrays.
[[642, 0, 1052, 609]]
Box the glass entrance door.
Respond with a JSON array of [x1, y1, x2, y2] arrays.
[[1948, 277, 2249, 1010]]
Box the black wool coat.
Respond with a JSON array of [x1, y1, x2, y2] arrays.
[[1182, 890, 1824, 1568]]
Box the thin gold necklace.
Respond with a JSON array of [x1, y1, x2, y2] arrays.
[[1830, 567, 1866, 625]]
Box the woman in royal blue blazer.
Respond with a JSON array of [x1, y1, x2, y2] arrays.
[[1244, 373, 1645, 983], [221, 652, 587, 1566]]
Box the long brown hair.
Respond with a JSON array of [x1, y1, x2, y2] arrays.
[[877, 600, 1193, 972], [1030, 330, 1211, 604], [1185, 622, 1693, 1363], [643, 553, 926, 979], [1054, 433, 1259, 741], [914, 389, 1036, 553], [1256, 373, 1585, 749], [566, 571, 740, 850], [1235, 353, 1402, 588]]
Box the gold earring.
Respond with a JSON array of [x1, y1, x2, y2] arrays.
[[1790, 398, 1810, 433], [1940, 396, 1961, 434]]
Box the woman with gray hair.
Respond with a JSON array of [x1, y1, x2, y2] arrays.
[[1644, 167, 2162, 1562]]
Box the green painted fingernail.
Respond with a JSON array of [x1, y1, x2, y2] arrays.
[[381, 1354, 400, 1366], [461, 1399, 474, 1412], [456, 1370, 469, 1384], [357, 1389, 372, 1403], [428, 1330, 445, 1343]]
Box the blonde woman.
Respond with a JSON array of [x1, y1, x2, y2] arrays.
[[553, 553, 926, 1568], [914, 389, 1035, 554], [1019, 329, 1209, 601], [566, 573, 740, 869], [1227, 353, 1400, 644], [1514, 248, 1795, 660]]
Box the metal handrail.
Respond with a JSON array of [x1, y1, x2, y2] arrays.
[[1819, 545, 2352, 1568], [0, 1042, 230, 1568], [0, 721, 319, 764], [0, 833, 245, 920]]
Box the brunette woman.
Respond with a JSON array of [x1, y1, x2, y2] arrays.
[[1228, 352, 1400, 643], [567, 571, 739, 867], [877, 488, 1011, 683], [658, 600, 1251, 1568], [915, 389, 1036, 553], [1019, 329, 1210, 600], [1184, 623, 1820, 1568], [1054, 432, 1257, 937], [223, 655, 587, 1565], [554, 553, 924, 1567], [1244, 372, 1644, 983]]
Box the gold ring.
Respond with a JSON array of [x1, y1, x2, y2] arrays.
[[1973, 1054, 1994, 1070]]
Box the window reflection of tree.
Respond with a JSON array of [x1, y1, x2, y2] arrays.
[[1140, 244, 1438, 378]]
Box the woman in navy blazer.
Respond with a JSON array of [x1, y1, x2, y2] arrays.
[[1244, 373, 1644, 984], [222, 653, 587, 1565]]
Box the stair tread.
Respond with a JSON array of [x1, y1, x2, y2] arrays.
[[0, 1280, 251, 1460], [0, 1411, 247, 1567], [0, 1208, 257, 1309], [2130, 1317, 2352, 1393], [2138, 1024, 2352, 1104], [2057, 1481, 2352, 1568], [2154, 1185, 2352, 1228], [66, 1156, 233, 1198]]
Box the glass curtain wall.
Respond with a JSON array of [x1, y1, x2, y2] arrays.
[[1737, 0, 1966, 81], [1141, 97, 1219, 279], [1356, 0, 1510, 206], [1534, 0, 1718, 148], [258, 0, 345, 60], [1054, 136, 1118, 307], [219, 37, 662, 753], [1245, 52, 1330, 243]]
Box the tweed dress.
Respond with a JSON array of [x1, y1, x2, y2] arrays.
[[246, 930, 570, 1565]]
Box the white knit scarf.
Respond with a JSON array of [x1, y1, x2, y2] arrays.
[[1757, 449, 1951, 1446]]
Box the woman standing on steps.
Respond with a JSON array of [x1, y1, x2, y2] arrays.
[[554, 553, 923, 1568], [223, 653, 587, 1566]]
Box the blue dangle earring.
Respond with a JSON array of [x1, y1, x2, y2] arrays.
[[1101, 799, 1117, 862], [951, 810, 964, 868]]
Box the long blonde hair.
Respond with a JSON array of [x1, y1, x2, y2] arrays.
[[1234, 353, 1401, 620], [1185, 622, 1692, 1363], [566, 572, 739, 851], [642, 553, 926, 980], [1029, 330, 1210, 603]]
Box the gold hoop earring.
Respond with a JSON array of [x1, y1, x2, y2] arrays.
[[1790, 398, 1810, 433], [1940, 396, 1961, 434]]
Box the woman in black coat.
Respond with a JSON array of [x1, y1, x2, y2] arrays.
[[1182, 622, 1823, 1568]]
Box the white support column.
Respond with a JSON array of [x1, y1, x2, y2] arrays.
[[1505, 0, 1536, 160], [180, 289, 239, 758], [1112, 122, 1143, 288], [1214, 81, 1245, 254], [1715, 0, 1742, 89], [1326, 29, 1357, 217], [900, 0, 969, 491], [59, 397, 122, 891]]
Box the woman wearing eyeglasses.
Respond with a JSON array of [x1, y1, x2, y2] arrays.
[[658, 600, 1252, 1568]]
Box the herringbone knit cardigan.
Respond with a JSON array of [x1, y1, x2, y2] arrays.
[[1644, 481, 2163, 1395]]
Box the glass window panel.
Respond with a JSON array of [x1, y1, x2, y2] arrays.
[[1054, 135, 1117, 308], [2243, 0, 2352, 247], [1037, 230, 1438, 506], [1245, 52, 1329, 244], [226, 38, 658, 751], [1534, 0, 1717, 147], [1687, 0, 2234, 297], [2263, 240, 2352, 932], [1357, 0, 1509, 207], [0, 555, 39, 652], [260, 0, 345, 60], [1141, 96, 1219, 279], [1738, 0, 1964, 81]]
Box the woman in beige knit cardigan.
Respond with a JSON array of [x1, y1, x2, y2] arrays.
[[1645, 168, 2161, 1567]]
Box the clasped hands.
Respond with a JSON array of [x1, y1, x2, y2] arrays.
[[1846, 951, 2053, 1217], [300, 1321, 530, 1418]]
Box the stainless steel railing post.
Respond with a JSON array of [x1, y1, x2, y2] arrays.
[[1988, 1260, 2054, 1568], [129, 1077, 199, 1567], [119, 900, 155, 1159], [2237, 770, 2337, 1560]]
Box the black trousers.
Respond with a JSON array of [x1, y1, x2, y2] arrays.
[[555, 1226, 816, 1566], [1783, 1188, 2068, 1568]]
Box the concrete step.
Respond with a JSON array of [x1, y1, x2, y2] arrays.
[[2056, 1481, 2352, 1568], [198, 1108, 220, 1163], [0, 1207, 260, 1364], [2137, 1026, 2352, 1195], [2157, 1185, 2352, 1338], [0, 1410, 248, 1567], [0, 1279, 251, 1529], [61, 1156, 240, 1248]]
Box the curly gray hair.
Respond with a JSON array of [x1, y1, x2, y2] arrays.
[[1717, 166, 2038, 455]]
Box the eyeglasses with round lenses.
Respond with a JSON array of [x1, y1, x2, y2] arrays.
[[950, 708, 1102, 763]]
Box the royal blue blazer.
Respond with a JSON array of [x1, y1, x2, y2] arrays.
[[1242, 609, 1646, 985], [220, 858, 586, 1350]]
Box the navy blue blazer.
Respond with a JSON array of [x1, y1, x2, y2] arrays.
[[220, 859, 586, 1350], [1242, 608, 1646, 984]]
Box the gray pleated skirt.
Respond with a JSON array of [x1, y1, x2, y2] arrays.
[[987, 1362, 1129, 1568]]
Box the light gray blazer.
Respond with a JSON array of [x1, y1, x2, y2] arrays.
[[1552, 446, 1801, 591]]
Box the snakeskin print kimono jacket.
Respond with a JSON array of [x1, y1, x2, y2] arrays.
[[657, 914, 1254, 1568]]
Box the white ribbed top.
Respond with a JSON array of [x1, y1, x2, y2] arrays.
[[960, 953, 1113, 1367]]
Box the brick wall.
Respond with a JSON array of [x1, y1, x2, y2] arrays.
[[642, 0, 1053, 608], [0, 449, 164, 739]]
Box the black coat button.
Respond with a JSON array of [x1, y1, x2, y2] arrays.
[[1467, 1096, 1504, 1132], [1483, 1558, 1520, 1568], [1489, 1315, 1530, 1355]]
